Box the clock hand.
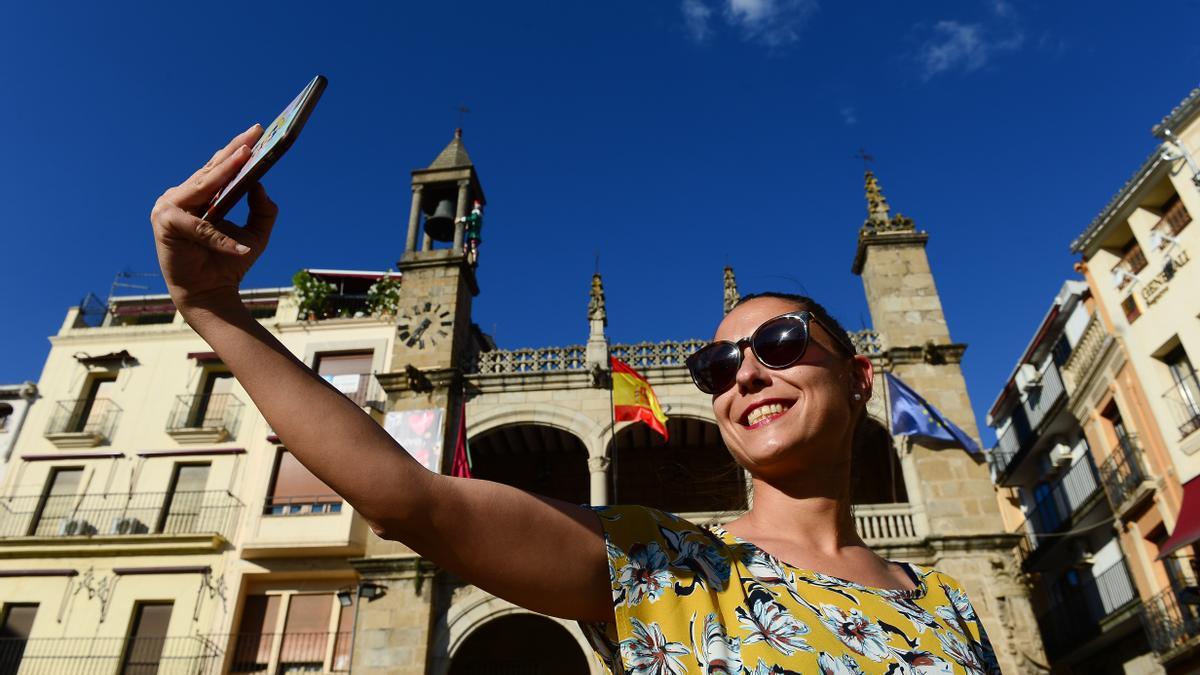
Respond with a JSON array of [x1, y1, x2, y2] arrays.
[[406, 318, 432, 347]]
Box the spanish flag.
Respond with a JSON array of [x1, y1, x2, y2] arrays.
[[611, 357, 669, 441]]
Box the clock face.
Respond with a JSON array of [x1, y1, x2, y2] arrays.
[[398, 302, 453, 350]]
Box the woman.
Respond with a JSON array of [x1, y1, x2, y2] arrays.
[[151, 126, 1000, 674]]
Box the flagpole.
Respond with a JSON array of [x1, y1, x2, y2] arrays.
[[881, 371, 897, 503], [607, 353, 619, 505]]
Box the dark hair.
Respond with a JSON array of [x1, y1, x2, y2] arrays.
[[731, 291, 892, 502]]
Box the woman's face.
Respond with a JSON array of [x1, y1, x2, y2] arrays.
[[710, 297, 871, 480]]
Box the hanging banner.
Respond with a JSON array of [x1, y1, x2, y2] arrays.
[[383, 408, 446, 473]]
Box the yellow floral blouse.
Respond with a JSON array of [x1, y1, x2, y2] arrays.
[[579, 506, 1001, 675]]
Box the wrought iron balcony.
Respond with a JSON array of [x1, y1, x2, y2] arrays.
[[0, 490, 243, 541], [323, 372, 385, 410], [166, 393, 243, 442], [0, 635, 222, 675], [1143, 558, 1200, 658], [1162, 371, 1200, 439], [44, 398, 121, 447], [1013, 452, 1102, 568], [226, 631, 352, 673], [1098, 432, 1152, 513], [1038, 559, 1139, 659]]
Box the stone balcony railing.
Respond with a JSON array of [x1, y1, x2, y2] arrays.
[[1061, 312, 1111, 395], [468, 330, 884, 375], [682, 502, 919, 546]]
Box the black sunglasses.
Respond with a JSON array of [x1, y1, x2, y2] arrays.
[[685, 311, 857, 395]]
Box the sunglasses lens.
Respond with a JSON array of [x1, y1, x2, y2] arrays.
[[689, 342, 741, 394], [753, 316, 809, 367]]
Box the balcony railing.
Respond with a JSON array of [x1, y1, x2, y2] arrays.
[[1098, 432, 1150, 511], [264, 494, 344, 516], [323, 373, 385, 410], [0, 490, 243, 541], [1163, 371, 1200, 439], [852, 502, 918, 543], [1153, 197, 1193, 243], [1024, 364, 1066, 432], [1014, 453, 1102, 567], [226, 631, 352, 673], [166, 393, 243, 437], [44, 398, 121, 441], [1038, 559, 1139, 659], [0, 635, 222, 675], [1113, 243, 1150, 290]]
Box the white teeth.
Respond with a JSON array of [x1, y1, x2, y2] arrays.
[[747, 403, 787, 426]]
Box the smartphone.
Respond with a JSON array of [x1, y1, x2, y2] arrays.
[[204, 74, 327, 222]]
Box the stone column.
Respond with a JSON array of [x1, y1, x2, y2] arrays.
[[422, 232, 433, 251], [588, 455, 610, 506], [405, 185, 423, 253], [452, 180, 469, 253]]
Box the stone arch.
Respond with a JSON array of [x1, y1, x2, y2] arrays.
[[468, 420, 591, 504], [606, 414, 745, 514], [431, 586, 602, 675], [468, 402, 605, 456]]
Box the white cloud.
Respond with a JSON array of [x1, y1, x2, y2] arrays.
[[840, 106, 857, 126], [917, 18, 1024, 79], [681, 0, 818, 47], [681, 0, 713, 42]]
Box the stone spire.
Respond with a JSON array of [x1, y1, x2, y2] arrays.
[[588, 273, 607, 327], [860, 171, 915, 236], [586, 273, 610, 381], [723, 267, 740, 315], [853, 171, 921, 274], [427, 128, 474, 170]]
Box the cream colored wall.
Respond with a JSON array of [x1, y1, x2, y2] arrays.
[[1086, 116, 1200, 483], [1, 289, 395, 648]]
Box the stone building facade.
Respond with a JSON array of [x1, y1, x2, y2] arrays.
[[0, 133, 1047, 673]]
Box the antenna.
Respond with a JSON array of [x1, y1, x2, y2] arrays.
[[854, 147, 875, 171], [107, 271, 159, 305]]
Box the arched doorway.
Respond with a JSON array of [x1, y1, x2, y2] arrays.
[[608, 416, 746, 513], [468, 424, 589, 503], [447, 614, 590, 675], [849, 417, 909, 505]]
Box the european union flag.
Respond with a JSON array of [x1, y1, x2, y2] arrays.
[[885, 373, 981, 454]]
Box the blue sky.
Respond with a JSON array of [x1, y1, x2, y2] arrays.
[[1, 1, 1197, 445]]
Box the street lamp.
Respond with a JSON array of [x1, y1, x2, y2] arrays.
[[339, 582, 388, 670]]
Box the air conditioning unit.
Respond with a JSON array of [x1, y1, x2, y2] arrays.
[[110, 516, 147, 535], [1048, 443, 1073, 469], [58, 518, 96, 536], [1016, 363, 1042, 391]]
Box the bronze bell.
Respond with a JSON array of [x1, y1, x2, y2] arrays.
[[423, 199, 456, 242]]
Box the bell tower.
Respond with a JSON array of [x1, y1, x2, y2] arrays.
[[349, 132, 489, 675], [853, 171, 1046, 674]]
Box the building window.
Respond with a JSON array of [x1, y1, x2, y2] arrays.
[[315, 352, 375, 407], [0, 402, 11, 432], [159, 464, 210, 534], [1050, 335, 1072, 368], [73, 376, 117, 434], [122, 603, 173, 675], [265, 450, 342, 516], [1158, 194, 1192, 238], [1, 603, 38, 671], [191, 371, 235, 428], [231, 593, 353, 673], [31, 467, 85, 536], [1163, 346, 1200, 438], [1121, 295, 1141, 323]]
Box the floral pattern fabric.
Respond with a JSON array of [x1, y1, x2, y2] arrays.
[[580, 506, 1001, 675]]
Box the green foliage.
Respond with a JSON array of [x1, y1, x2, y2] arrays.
[[293, 270, 334, 319], [367, 273, 403, 318]]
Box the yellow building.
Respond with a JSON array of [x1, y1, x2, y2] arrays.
[[1051, 84, 1200, 672], [0, 277, 397, 673]]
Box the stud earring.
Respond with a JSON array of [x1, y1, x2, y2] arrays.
[[852, 393, 863, 401]]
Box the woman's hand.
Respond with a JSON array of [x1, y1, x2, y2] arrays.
[[150, 125, 278, 309]]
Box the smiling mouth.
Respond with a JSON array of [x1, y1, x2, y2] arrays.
[[745, 402, 792, 428]]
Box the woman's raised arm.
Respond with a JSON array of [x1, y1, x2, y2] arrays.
[[150, 127, 612, 622]]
